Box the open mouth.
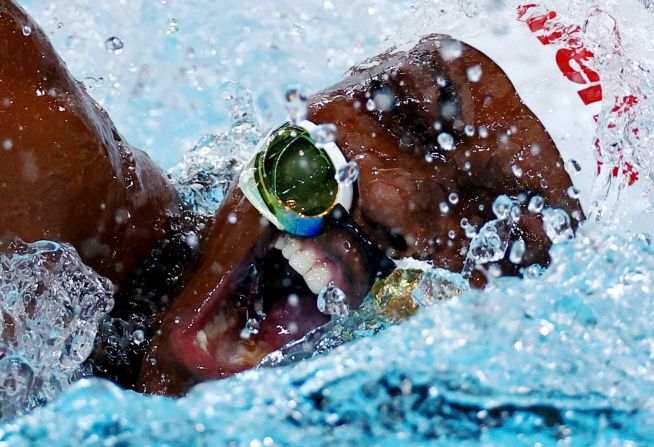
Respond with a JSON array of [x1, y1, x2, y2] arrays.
[[169, 225, 374, 381]]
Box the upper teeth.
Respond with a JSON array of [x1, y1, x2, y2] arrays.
[[276, 235, 332, 294]]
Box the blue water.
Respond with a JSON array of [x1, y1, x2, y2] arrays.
[[3, 0, 654, 445], [2, 225, 654, 445]]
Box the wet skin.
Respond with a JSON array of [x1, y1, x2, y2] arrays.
[[0, 0, 180, 291], [137, 39, 582, 394], [0, 1, 581, 395]]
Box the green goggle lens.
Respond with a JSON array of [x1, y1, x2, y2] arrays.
[[240, 120, 353, 237], [257, 124, 338, 217]]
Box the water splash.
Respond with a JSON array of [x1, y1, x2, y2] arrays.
[[168, 82, 260, 216], [3, 225, 654, 444], [0, 239, 113, 420]]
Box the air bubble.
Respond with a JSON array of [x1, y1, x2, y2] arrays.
[[478, 126, 489, 138], [227, 212, 238, 224], [464, 124, 475, 137], [512, 164, 523, 178], [104, 36, 124, 54], [310, 123, 338, 144], [21, 25, 31, 36], [2, 138, 13, 151], [440, 202, 450, 214], [448, 192, 459, 205], [335, 161, 359, 184]]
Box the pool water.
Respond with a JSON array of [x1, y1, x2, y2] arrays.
[[2, 0, 654, 445]]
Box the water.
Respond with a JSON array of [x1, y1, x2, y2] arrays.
[[3, 226, 654, 445], [3, 0, 654, 444], [0, 240, 113, 420]]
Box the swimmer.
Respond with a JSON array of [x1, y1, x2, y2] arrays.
[[0, 0, 581, 395]]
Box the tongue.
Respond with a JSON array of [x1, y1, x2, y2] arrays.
[[259, 293, 328, 349]]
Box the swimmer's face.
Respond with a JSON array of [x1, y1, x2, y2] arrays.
[[138, 35, 582, 394]]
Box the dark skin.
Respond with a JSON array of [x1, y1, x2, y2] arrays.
[[0, 0, 180, 292], [0, 1, 581, 396]]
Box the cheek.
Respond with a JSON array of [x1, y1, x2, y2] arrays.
[[359, 170, 441, 232]]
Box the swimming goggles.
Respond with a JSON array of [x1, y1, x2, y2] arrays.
[[238, 120, 354, 237]]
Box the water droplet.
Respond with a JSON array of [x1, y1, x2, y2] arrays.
[[439, 39, 463, 61], [287, 294, 299, 307], [335, 160, 359, 184], [437, 132, 455, 151], [542, 208, 573, 243], [464, 224, 477, 238], [310, 123, 338, 144], [81, 77, 104, 91], [492, 195, 513, 219], [21, 25, 31, 36], [316, 284, 348, 317], [565, 159, 582, 174], [509, 239, 526, 263], [448, 192, 459, 205], [105, 36, 124, 54], [184, 232, 199, 249], [114, 208, 130, 224], [240, 318, 260, 338], [372, 90, 394, 112], [284, 88, 307, 124], [528, 196, 544, 214], [512, 164, 523, 178], [466, 64, 483, 82], [567, 186, 580, 199], [510, 204, 521, 222], [523, 263, 543, 279], [166, 18, 179, 34], [464, 124, 475, 137], [131, 329, 145, 345]]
